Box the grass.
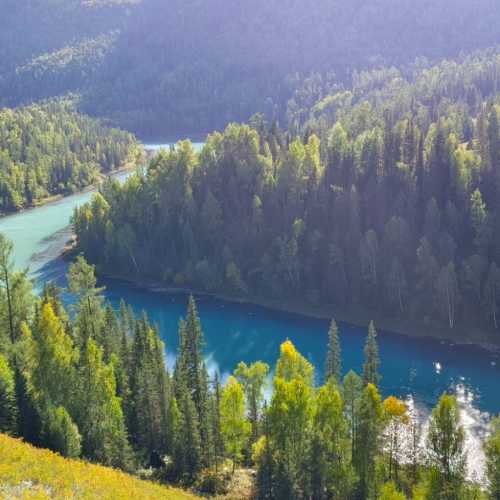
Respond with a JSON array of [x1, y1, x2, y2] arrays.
[[0, 434, 197, 499]]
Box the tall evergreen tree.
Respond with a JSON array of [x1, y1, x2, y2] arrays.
[[0, 353, 17, 434], [75, 338, 131, 469], [363, 321, 381, 386], [325, 318, 341, 382], [354, 383, 384, 500]]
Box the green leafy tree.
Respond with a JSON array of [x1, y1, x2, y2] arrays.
[[485, 417, 500, 500], [379, 482, 406, 500], [220, 376, 251, 473], [426, 394, 465, 499], [309, 379, 355, 499], [234, 360, 269, 446]]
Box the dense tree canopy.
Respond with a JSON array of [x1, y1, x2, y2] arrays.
[[75, 51, 500, 337], [0, 101, 139, 212], [0, 233, 496, 498], [2, 1, 500, 136]]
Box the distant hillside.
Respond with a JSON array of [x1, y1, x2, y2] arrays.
[[1, 0, 500, 137], [0, 434, 197, 499]]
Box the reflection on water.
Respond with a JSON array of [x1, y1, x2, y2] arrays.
[[0, 143, 498, 477]]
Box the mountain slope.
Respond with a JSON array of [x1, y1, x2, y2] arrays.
[[0, 434, 197, 499], [2, 0, 500, 138]]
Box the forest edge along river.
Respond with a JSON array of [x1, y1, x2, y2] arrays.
[[0, 141, 498, 479]]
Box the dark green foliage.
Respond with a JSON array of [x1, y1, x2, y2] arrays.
[[363, 321, 381, 387], [325, 319, 341, 383], [74, 51, 500, 336], [3, 1, 500, 136], [42, 406, 81, 459], [0, 102, 138, 212], [173, 381, 202, 483], [0, 235, 496, 496], [0, 354, 17, 435], [129, 314, 170, 457]]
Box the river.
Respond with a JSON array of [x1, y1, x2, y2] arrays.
[[0, 142, 498, 477]]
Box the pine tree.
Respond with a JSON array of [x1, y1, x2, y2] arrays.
[[174, 380, 201, 482], [43, 405, 81, 458], [210, 371, 224, 472], [325, 319, 341, 382], [343, 370, 362, 460], [75, 338, 131, 469], [0, 353, 17, 434], [255, 402, 274, 500], [354, 383, 384, 500], [309, 379, 354, 499], [129, 315, 169, 456], [363, 321, 381, 386]]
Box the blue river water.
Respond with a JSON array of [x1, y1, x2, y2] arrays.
[[0, 142, 497, 476]]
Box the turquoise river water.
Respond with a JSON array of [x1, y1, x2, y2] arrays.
[[0, 142, 497, 476]]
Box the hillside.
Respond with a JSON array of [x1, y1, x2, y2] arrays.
[[0, 101, 139, 212], [2, 0, 500, 137], [0, 434, 197, 499], [73, 50, 500, 342]]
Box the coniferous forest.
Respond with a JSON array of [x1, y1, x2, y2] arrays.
[[3, 1, 500, 498], [0, 235, 498, 499], [0, 101, 139, 212], [75, 51, 500, 339], [2, 0, 500, 136]]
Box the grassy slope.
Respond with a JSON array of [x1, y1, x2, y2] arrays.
[[0, 434, 197, 499]]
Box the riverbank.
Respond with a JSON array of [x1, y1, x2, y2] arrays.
[[91, 270, 500, 354], [0, 154, 141, 219]]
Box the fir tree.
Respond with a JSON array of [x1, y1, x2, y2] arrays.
[[354, 383, 384, 500], [325, 319, 341, 382], [0, 353, 17, 435], [363, 321, 381, 386]]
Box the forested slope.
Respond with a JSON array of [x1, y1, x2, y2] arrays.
[[74, 50, 500, 339], [0, 101, 139, 212], [2, 0, 500, 137], [0, 239, 498, 499]]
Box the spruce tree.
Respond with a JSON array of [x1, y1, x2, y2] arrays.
[[354, 383, 384, 500], [0, 353, 17, 435], [174, 380, 201, 482], [75, 338, 131, 469], [325, 319, 341, 382], [210, 371, 224, 472], [363, 321, 381, 386]]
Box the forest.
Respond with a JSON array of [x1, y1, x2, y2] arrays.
[[0, 101, 139, 212], [2, 0, 500, 136], [74, 50, 500, 338], [0, 234, 498, 499]]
